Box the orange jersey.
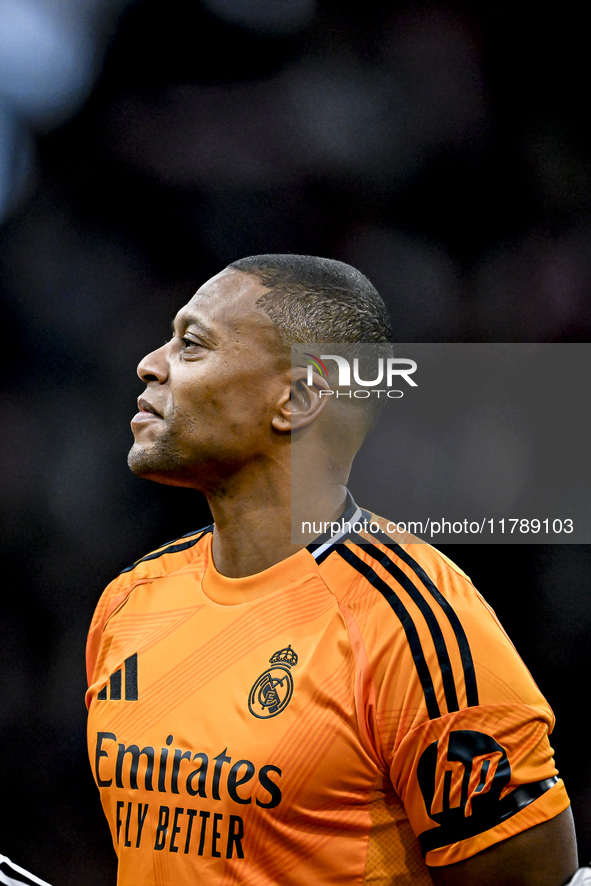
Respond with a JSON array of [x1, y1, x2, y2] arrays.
[[86, 501, 569, 885]]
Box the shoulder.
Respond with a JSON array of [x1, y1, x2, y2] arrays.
[[314, 505, 547, 716], [312, 506, 566, 865], [99, 522, 213, 606], [86, 524, 213, 686], [314, 507, 476, 619], [117, 523, 214, 581]]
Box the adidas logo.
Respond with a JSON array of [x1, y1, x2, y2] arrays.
[[98, 653, 138, 701]]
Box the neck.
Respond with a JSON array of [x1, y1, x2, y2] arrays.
[[206, 459, 348, 578]]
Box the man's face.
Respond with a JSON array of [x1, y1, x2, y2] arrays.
[[128, 269, 289, 490]]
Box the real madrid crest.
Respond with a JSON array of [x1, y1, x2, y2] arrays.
[[248, 645, 298, 719]]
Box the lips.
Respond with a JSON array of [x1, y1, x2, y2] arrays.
[[137, 397, 162, 417], [131, 398, 164, 427]]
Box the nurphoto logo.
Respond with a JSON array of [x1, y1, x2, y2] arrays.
[[304, 352, 418, 399]]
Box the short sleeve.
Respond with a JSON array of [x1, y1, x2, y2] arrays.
[[388, 702, 569, 866], [354, 537, 571, 867]]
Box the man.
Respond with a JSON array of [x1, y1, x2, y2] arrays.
[[86, 254, 578, 885]]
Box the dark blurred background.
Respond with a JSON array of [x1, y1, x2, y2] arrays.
[[1, 1, 590, 882]]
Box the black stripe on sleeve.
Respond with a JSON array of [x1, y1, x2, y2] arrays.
[[419, 776, 559, 854], [354, 539, 460, 714], [371, 530, 479, 708], [119, 525, 213, 574], [336, 544, 441, 720]]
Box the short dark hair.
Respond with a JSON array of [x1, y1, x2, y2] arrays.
[[227, 254, 392, 345]]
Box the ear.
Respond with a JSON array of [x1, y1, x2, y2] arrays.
[[272, 367, 332, 432]]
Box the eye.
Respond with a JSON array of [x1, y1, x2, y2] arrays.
[[178, 335, 206, 354]]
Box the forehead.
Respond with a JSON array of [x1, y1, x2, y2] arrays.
[[175, 269, 277, 346]]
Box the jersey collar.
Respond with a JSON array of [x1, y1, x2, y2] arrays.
[[306, 491, 369, 562]]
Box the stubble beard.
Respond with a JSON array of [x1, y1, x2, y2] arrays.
[[127, 425, 224, 492], [127, 409, 261, 493], [127, 433, 193, 486]]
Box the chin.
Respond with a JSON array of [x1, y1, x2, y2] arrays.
[[127, 445, 198, 488], [127, 444, 165, 478]]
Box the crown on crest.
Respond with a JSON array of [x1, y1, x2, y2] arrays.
[[269, 645, 298, 667]]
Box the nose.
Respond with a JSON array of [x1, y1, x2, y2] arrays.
[[137, 343, 169, 384]]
